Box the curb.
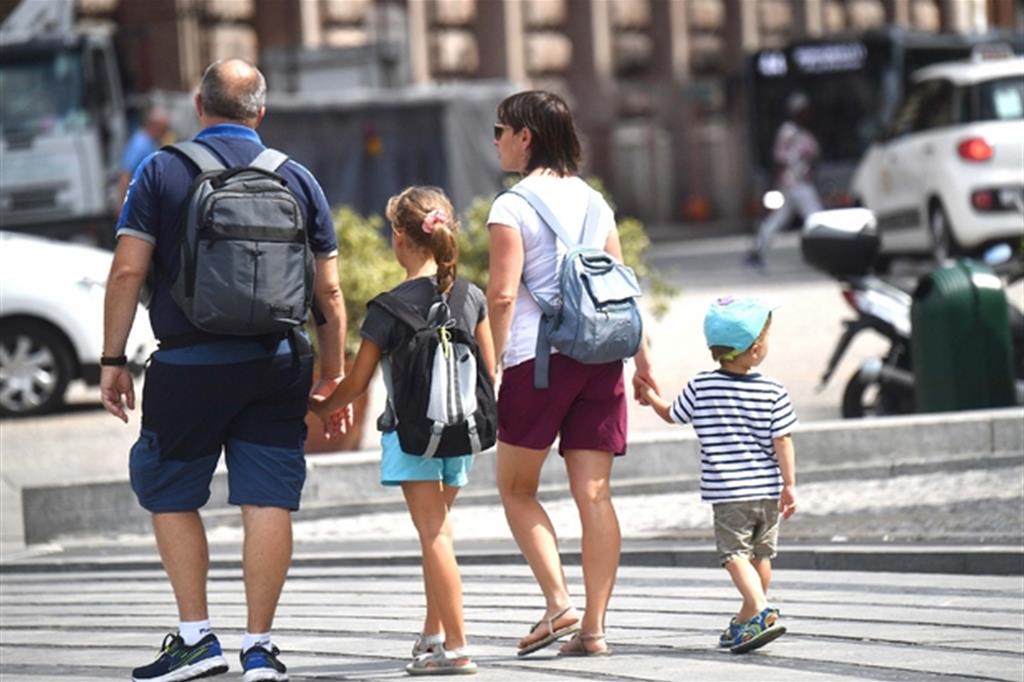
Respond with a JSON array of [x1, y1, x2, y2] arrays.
[[19, 407, 1024, 545], [2, 543, 1021, 577]]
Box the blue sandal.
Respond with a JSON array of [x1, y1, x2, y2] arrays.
[[730, 607, 785, 654], [718, 617, 741, 647]]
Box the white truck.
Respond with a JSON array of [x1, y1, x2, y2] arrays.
[[0, 0, 126, 247]]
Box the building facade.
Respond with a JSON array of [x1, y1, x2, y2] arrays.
[[75, 0, 1022, 225]]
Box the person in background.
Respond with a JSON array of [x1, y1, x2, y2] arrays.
[[118, 107, 171, 204], [745, 92, 822, 269]]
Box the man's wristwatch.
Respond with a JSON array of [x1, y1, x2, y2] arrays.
[[100, 355, 128, 366]]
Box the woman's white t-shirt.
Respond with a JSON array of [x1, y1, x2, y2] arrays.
[[486, 175, 617, 369]]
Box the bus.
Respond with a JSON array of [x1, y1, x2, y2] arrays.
[[745, 26, 1024, 209]]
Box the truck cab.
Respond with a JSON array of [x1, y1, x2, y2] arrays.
[[0, 22, 125, 247]]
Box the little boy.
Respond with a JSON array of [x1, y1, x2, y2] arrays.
[[637, 296, 797, 654]]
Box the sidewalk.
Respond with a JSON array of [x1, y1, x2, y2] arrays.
[[2, 553, 1022, 681]]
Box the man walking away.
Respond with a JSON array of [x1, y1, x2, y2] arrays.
[[101, 58, 347, 682]]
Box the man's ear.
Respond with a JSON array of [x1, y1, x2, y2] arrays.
[[253, 106, 266, 127], [194, 93, 204, 118]]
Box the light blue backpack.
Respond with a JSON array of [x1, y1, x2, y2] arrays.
[[509, 186, 644, 389]]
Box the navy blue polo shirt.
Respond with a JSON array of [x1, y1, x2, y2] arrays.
[[116, 124, 337, 345]]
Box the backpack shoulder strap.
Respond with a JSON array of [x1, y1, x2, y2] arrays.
[[166, 141, 225, 172], [446, 278, 470, 325], [579, 190, 604, 248], [249, 147, 289, 173], [370, 292, 428, 332], [507, 186, 577, 248]]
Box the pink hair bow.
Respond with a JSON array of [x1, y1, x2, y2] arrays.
[[422, 209, 448, 234]]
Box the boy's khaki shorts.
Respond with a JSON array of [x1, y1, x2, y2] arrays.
[[712, 499, 781, 565]]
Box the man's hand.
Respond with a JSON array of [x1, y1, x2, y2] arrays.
[[100, 366, 135, 423], [310, 374, 343, 402], [779, 484, 797, 519]]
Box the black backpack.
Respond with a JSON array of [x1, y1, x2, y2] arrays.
[[371, 278, 497, 458]]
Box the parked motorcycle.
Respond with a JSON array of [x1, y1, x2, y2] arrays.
[[802, 208, 1023, 418], [801, 209, 915, 417]]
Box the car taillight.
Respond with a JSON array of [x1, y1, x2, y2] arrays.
[[958, 137, 993, 162]]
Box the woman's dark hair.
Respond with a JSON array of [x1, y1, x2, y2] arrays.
[[497, 90, 581, 176], [386, 186, 459, 295]]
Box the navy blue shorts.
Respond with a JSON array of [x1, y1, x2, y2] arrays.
[[130, 344, 312, 513]]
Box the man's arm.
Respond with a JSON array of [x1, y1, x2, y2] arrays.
[[310, 255, 346, 398], [101, 235, 153, 422]]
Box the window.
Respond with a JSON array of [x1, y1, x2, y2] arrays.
[[975, 76, 1024, 121]]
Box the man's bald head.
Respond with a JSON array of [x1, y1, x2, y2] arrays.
[[198, 59, 267, 123]]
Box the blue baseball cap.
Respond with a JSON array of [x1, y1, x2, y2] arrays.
[[703, 296, 774, 353]]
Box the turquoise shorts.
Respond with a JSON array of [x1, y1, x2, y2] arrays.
[[380, 431, 474, 488]]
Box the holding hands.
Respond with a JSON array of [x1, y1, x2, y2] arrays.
[[308, 376, 353, 440]]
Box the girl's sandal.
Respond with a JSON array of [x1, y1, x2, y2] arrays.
[[412, 633, 443, 658], [557, 632, 612, 657], [516, 606, 581, 656]]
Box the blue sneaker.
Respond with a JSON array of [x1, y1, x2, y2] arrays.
[[132, 632, 228, 682], [240, 644, 288, 682]]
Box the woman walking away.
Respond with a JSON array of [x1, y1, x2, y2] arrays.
[[311, 186, 495, 676], [485, 90, 657, 657]]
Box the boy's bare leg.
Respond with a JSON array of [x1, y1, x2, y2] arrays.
[[725, 557, 768, 622], [752, 557, 772, 594]]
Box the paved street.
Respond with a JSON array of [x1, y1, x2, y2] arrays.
[[2, 557, 1022, 681]]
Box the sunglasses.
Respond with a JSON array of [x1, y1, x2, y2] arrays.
[[493, 123, 511, 140]]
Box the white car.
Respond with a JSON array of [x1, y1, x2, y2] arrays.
[[850, 53, 1024, 259], [0, 231, 154, 416]]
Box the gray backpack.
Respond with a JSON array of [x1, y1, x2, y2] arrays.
[[166, 141, 314, 339], [509, 186, 643, 389]]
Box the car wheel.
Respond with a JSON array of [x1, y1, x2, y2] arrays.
[[929, 203, 955, 263], [0, 321, 75, 417]]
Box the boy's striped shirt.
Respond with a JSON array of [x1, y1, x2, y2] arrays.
[[670, 369, 797, 503]]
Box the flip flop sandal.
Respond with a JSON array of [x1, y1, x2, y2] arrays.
[[516, 606, 581, 657], [730, 607, 786, 654], [557, 632, 612, 657]]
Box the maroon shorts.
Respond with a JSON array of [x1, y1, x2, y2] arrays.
[[497, 354, 627, 456]]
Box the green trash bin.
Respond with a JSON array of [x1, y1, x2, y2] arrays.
[[911, 259, 1015, 413]]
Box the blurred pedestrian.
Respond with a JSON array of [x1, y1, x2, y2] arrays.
[[486, 90, 657, 657], [310, 186, 494, 676], [101, 58, 347, 682], [745, 92, 822, 268], [636, 296, 797, 654], [118, 107, 170, 204]]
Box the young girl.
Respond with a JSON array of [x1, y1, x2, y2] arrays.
[[310, 186, 494, 676]]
